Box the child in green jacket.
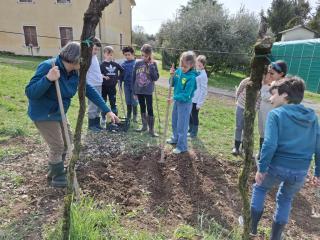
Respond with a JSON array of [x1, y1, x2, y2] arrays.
[[166, 51, 197, 154]]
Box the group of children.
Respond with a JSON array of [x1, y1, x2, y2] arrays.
[[232, 60, 287, 158], [85, 37, 208, 154], [231, 60, 320, 239]]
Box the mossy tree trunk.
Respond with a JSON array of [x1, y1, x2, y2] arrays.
[[238, 37, 273, 240], [62, 1, 114, 239]]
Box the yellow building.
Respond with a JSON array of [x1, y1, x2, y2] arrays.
[[0, 0, 135, 58]]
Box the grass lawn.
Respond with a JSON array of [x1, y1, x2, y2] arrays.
[[0, 53, 248, 239], [2, 53, 318, 240]]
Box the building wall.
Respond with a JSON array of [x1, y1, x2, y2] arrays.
[[281, 28, 315, 42], [0, 0, 132, 59]]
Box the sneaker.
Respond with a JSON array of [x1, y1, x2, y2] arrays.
[[88, 126, 102, 132], [166, 138, 177, 144], [101, 118, 107, 128], [172, 148, 182, 154], [232, 147, 240, 156]]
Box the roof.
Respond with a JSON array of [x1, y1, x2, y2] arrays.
[[273, 38, 320, 46], [279, 25, 319, 35]]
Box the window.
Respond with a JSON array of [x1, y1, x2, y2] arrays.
[[120, 33, 123, 50], [119, 0, 122, 14], [57, 0, 71, 3], [23, 26, 38, 47], [19, 0, 32, 2], [59, 27, 73, 47]]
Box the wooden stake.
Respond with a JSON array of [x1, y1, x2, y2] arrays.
[[52, 61, 81, 198], [160, 64, 174, 163]]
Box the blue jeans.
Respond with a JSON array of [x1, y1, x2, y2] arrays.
[[124, 85, 138, 106], [235, 105, 244, 142], [171, 101, 193, 152], [251, 165, 307, 224]]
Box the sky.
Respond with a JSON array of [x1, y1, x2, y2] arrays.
[[132, 0, 318, 35]]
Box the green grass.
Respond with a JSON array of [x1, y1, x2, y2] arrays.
[[0, 53, 252, 238], [208, 72, 246, 90], [44, 198, 242, 240], [304, 91, 320, 104]]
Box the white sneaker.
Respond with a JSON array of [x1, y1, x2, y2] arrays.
[[101, 118, 107, 128], [172, 148, 182, 154]]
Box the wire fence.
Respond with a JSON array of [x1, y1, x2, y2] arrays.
[[1, 29, 320, 60]]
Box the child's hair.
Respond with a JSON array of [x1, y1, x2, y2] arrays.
[[271, 60, 287, 76], [179, 51, 196, 68], [104, 46, 114, 54], [197, 55, 207, 66], [141, 44, 153, 55], [122, 46, 135, 54], [269, 76, 305, 104], [92, 37, 102, 48]]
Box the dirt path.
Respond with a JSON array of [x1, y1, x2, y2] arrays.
[[1, 132, 319, 239], [156, 77, 320, 114]]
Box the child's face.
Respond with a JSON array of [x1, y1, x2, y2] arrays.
[[270, 88, 288, 108], [124, 52, 134, 61], [268, 65, 284, 82], [181, 60, 192, 73], [92, 45, 100, 56], [196, 60, 204, 70], [104, 51, 113, 61], [141, 52, 151, 63]]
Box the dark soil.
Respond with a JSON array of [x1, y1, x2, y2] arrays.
[[0, 134, 319, 239]]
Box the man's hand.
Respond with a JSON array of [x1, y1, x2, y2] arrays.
[[255, 172, 267, 185], [312, 176, 320, 186], [167, 98, 173, 104], [103, 76, 110, 80], [46, 66, 60, 82], [107, 112, 120, 124]]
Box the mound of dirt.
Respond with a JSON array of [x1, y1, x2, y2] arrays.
[[1, 134, 319, 239], [77, 145, 320, 239]]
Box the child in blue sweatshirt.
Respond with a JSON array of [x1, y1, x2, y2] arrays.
[[121, 46, 138, 122], [250, 77, 320, 240], [166, 51, 198, 154]]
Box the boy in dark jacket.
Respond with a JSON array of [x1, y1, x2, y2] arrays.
[[100, 46, 124, 126], [121, 46, 138, 122], [250, 77, 320, 239], [133, 44, 159, 136]]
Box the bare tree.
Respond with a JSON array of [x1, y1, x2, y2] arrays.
[[238, 15, 273, 239], [62, 1, 114, 239]]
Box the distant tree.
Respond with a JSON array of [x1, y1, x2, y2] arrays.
[[157, 1, 258, 75], [308, 2, 320, 34], [286, 0, 311, 28], [132, 25, 148, 47], [267, 0, 296, 40]]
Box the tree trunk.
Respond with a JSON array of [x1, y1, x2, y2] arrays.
[[238, 37, 273, 240], [62, 1, 114, 239]]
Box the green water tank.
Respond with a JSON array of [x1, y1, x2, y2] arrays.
[[271, 39, 320, 93]]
